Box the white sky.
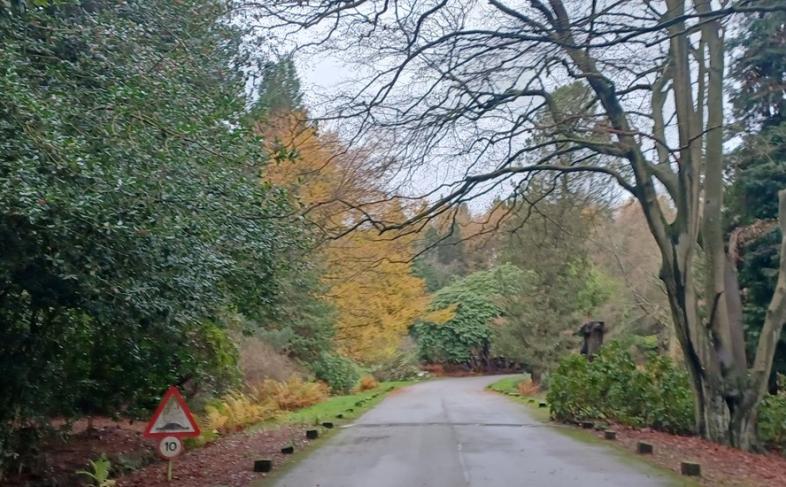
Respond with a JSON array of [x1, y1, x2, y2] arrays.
[[293, 51, 508, 214], [297, 54, 348, 110]]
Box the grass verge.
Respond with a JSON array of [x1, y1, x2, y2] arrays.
[[486, 374, 550, 421], [486, 375, 524, 394], [281, 380, 416, 426], [487, 375, 698, 486]]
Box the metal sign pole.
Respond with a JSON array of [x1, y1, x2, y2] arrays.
[[167, 459, 173, 482]]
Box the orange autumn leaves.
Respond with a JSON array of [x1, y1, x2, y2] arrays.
[[258, 111, 430, 363]]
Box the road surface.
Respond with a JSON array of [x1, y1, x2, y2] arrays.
[[271, 376, 672, 487]]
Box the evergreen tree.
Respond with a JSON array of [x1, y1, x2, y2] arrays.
[[727, 5, 786, 385], [252, 57, 304, 118]]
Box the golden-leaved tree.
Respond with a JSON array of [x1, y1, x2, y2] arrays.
[[326, 225, 429, 362], [259, 111, 430, 363]]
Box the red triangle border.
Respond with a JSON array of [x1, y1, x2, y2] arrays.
[[143, 385, 201, 439]]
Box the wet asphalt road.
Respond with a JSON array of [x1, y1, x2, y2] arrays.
[[271, 376, 671, 487]]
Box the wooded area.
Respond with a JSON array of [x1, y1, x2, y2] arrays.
[[2, 0, 786, 483]]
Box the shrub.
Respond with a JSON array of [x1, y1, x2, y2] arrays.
[[191, 376, 329, 447], [412, 266, 526, 368], [421, 363, 445, 375], [195, 391, 278, 447], [640, 354, 694, 433], [238, 337, 304, 383], [370, 347, 422, 381], [311, 353, 360, 394], [250, 377, 328, 411], [759, 391, 786, 451], [547, 342, 694, 434], [357, 375, 379, 392], [76, 454, 115, 487], [204, 392, 278, 433], [548, 354, 598, 421], [518, 379, 540, 396]]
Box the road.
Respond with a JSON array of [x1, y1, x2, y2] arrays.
[[271, 376, 671, 487]]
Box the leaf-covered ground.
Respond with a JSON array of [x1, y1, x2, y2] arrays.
[[6, 383, 411, 486], [117, 425, 311, 487], [6, 418, 319, 487], [488, 377, 786, 487], [4, 418, 152, 487], [598, 426, 786, 487]]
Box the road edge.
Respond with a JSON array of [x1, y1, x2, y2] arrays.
[[250, 380, 418, 486], [487, 375, 699, 487]]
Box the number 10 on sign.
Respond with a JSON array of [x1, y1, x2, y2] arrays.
[[158, 436, 183, 459], [158, 436, 183, 481]]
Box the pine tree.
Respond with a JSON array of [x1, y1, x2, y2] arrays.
[[727, 5, 786, 386], [252, 58, 304, 119]]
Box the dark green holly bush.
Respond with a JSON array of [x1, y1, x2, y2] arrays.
[[547, 342, 694, 434], [0, 0, 313, 477]]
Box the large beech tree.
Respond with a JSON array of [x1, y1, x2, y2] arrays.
[[251, 0, 786, 448]]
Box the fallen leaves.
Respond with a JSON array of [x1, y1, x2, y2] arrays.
[[117, 425, 311, 487], [595, 425, 786, 487]]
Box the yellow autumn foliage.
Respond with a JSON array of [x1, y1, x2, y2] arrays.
[[194, 376, 330, 446], [259, 112, 433, 364], [202, 391, 278, 435], [250, 376, 328, 410], [356, 374, 379, 392], [325, 231, 429, 362], [420, 304, 458, 325], [258, 111, 379, 230]]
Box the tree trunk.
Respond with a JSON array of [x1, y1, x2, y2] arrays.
[[660, 262, 757, 448], [730, 403, 759, 451], [697, 382, 730, 443], [696, 378, 760, 449], [531, 369, 543, 385], [542, 0, 786, 452]]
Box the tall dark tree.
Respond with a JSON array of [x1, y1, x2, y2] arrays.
[[727, 5, 786, 388], [247, 57, 341, 365], [252, 58, 305, 118]]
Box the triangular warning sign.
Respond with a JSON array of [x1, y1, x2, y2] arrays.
[[144, 386, 201, 439]]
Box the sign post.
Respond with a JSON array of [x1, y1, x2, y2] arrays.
[[144, 386, 201, 482]]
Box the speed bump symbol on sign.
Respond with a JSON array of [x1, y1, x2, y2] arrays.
[[144, 386, 201, 439], [158, 436, 183, 460]]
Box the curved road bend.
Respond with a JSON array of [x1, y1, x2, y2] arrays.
[[270, 376, 671, 487]]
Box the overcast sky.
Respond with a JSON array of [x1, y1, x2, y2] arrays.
[[290, 50, 508, 214]]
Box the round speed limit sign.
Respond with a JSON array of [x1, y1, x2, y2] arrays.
[[158, 436, 183, 459]]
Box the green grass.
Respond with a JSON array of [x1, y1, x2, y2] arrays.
[[487, 374, 550, 421], [281, 380, 416, 425], [487, 375, 527, 395]]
